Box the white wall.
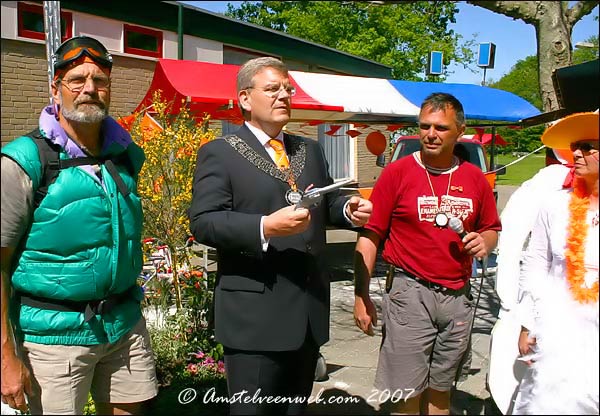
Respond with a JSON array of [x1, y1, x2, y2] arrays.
[[1, 2, 22, 40], [163, 32, 223, 63], [74, 13, 123, 54]]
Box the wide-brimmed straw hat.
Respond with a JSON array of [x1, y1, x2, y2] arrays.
[[541, 111, 599, 149]]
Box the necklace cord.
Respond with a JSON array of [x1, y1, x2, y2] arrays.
[[425, 169, 453, 211]]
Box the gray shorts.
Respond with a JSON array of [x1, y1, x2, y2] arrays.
[[374, 273, 474, 396]]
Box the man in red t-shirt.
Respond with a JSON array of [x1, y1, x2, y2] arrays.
[[354, 92, 501, 414]]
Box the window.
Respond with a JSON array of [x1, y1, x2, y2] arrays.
[[17, 2, 72, 42], [318, 124, 352, 180], [124, 24, 162, 58], [221, 121, 239, 136]]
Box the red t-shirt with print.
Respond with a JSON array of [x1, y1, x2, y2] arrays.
[[365, 152, 501, 290]]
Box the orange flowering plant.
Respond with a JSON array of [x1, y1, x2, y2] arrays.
[[126, 91, 215, 309], [121, 92, 226, 393]]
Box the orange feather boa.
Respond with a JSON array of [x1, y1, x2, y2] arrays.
[[565, 178, 599, 304]]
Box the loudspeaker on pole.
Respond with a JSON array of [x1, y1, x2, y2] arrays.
[[427, 51, 443, 75], [477, 42, 496, 69]]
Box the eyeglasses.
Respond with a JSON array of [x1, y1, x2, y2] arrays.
[[570, 140, 599, 153], [59, 75, 111, 93], [53, 36, 113, 71], [247, 83, 296, 98]]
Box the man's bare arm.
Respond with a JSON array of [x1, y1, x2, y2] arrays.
[[353, 230, 381, 335], [2, 247, 17, 358], [354, 230, 380, 296], [1, 246, 32, 412]]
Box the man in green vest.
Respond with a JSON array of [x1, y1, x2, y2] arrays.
[[1, 36, 157, 415]]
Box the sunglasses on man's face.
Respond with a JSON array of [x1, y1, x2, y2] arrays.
[[570, 140, 599, 153]]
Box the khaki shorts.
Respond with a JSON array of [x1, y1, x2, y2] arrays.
[[375, 274, 473, 397], [22, 317, 158, 415]]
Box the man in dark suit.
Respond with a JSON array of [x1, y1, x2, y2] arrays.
[[188, 57, 372, 415]]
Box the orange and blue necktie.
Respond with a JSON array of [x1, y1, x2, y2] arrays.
[[268, 139, 289, 169]]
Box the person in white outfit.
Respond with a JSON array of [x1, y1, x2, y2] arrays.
[[513, 111, 599, 415], [489, 153, 571, 414]]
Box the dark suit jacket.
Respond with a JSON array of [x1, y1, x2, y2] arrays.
[[188, 124, 350, 351]]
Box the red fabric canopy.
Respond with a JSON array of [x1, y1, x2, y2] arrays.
[[136, 59, 343, 122]]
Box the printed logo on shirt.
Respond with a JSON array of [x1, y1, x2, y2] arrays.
[[417, 195, 473, 222]]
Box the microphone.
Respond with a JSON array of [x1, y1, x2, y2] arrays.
[[448, 216, 467, 239], [449, 216, 486, 263]]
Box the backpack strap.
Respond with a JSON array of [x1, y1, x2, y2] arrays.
[[104, 159, 130, 197], [26, 128, 62, 209], [26, 129, 131, 208]]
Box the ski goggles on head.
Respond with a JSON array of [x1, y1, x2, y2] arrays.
[[52, 36, 113, 76]]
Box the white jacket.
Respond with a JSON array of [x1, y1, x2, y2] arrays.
[[514, 189, 599, 415]]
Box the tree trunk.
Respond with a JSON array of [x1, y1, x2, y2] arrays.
[[535, 2, 572, 112], [467, 1, 598, 114]]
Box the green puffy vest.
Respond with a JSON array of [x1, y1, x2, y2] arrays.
[[2, 134, 145, 345]]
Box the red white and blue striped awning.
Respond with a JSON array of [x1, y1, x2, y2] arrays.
[[137, 59, 540, 126]]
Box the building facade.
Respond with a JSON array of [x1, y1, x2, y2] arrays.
[[1, 0, 393, 185]]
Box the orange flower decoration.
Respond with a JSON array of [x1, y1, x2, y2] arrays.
[[565, 178, 599, 304]]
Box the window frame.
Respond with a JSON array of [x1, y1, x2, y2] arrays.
[[123, 23, 163, 58], [17, 2, 73, 42]]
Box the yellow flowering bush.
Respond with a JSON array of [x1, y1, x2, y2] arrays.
[[127, 91, 216, 307]]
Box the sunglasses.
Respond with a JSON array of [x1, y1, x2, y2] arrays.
[[53, 36, 112, 71], [570, 140, 599, 153]]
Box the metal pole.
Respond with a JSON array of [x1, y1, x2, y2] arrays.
[[482, 67, 487, 86], [43, 1, 62, 104], [177, 4, 184, 60], [490, 125, 496, 170]]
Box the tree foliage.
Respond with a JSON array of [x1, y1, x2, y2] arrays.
[[490, 55, 541, 110], [573, 35, 599, 64], [226, 1, 476, 81], [486, 55, 543, 154], [467, 1, 599, 112]]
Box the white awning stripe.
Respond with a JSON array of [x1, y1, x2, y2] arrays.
[[290, 71, 420, 116]]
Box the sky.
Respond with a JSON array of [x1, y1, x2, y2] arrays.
[[183, 1, 599, 85]]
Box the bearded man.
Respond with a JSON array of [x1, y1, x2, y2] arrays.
[[1, 36, 157, 415]]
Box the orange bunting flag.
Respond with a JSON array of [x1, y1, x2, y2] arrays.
[[141, 112, 163, 132], [117, 114, 136, 131], [346, 130, 362, 138], [386, 124, 403, 132]]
